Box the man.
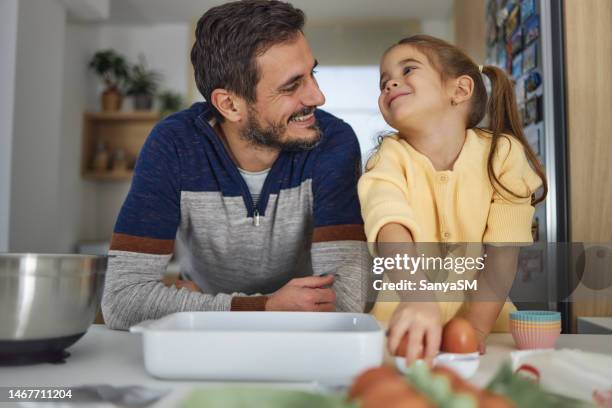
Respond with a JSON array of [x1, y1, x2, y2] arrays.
[[102, 0, 369, 330]]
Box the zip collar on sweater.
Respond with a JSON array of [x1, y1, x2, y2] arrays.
[[193, 103, 288, 224]]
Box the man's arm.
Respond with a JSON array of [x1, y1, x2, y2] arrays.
[[310, 119, 370, 313], [101, 124, 267, 330], [102, 250, 238, 330]]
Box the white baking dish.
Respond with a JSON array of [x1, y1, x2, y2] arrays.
[[130, 312, 383, 384]]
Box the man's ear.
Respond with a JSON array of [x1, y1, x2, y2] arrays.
[[452, 75, 474, 105], [210, 88, 246, 123]]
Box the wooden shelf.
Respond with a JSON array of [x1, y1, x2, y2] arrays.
[[83, 170, 133, 181], [81, 111, 160, 182], [85, 111, 161, 121]]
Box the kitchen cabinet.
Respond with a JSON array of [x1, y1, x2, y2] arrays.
[[454, 0, 486, 62], [564, 0, 612, 331], [81, 111, 160, 181]]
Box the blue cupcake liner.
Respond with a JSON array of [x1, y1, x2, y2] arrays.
[[510, 310, 561, 322]]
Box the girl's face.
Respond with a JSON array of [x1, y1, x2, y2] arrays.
[[378, 44, 453, 131]]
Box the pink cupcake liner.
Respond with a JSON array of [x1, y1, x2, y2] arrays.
[[511, 326, 561, 349], [510, 321, 561, 330]]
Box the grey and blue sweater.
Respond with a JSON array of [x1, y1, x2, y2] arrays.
[[101, 102, 370, 330]]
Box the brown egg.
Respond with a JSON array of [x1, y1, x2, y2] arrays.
[[347, 366, 400, 400], [363, 390, 435, 408], [393, 333, 425, 358], [394, 333, 409, 357], [359, 380, 421, 408], [441, 317, 479, 354]]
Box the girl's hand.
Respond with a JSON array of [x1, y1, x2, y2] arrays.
[[475, 327, 487, 354], [387, 302, 442, 367]]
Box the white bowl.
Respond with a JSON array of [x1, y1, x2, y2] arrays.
[[395, 352, 480, 379]]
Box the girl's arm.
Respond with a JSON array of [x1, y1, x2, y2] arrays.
[[378, 223, 443, 366], [462, 245, 520, 352]]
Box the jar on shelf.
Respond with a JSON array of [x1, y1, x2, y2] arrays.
[[111, 149, 128, 173], [92, 141, 109, 172]]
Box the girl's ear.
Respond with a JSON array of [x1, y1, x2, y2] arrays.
[[451, 75, 475, 105], [210, 89, 246, 123]]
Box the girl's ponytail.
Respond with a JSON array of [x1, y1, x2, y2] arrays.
[[481, 65, 548, 205]]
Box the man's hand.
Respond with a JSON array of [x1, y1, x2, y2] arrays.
[[266, 275, 336, 312], [174, 279, 202, 292]]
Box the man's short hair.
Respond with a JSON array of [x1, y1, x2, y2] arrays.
[[191, 0, 305, 120]]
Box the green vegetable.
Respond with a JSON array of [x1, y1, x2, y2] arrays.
[[406, 359, 432, 390], [180, 363, 591, 408], [486, 363, 590, 408], [429, 375, 452, 404], [404, 361, 476, 408], [445, 393, 477, 408], [181, 387, 355, 408]]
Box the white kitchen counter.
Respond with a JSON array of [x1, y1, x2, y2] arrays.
[[1, 325, 611, 407]]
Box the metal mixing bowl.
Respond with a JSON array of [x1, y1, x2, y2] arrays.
[[0, 254, 107, 363]]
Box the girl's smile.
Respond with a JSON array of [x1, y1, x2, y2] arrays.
[[378, 45, 453, 132]]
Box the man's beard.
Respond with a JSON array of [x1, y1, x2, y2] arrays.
[[240, 105, 322, 151]]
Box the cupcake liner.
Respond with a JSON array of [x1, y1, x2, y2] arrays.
[[511, 325, 561, 350], [510, 310, 561, 322], [510, 321, 561, 329]]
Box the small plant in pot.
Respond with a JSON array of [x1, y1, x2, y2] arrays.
[[158, 90, 185, 117], [88, 49, 129, 112], [126, 55, 162, 111]]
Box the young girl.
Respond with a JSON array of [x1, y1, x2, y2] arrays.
[[358, 35, 547, 365]]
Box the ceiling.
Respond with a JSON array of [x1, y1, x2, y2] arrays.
[[107, 0, 454, 24]]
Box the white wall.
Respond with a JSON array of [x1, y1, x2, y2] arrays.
[[315, 66, 392, 162], [0, 0, 19, 252], [9, 0, 67, 252], [421, 18, 454, 43], [62, 23, 190, 242], [61, 24, 103, 244], [6, 3, 192, 251]]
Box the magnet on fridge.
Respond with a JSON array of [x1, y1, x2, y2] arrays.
[[524, 123, 540, 154], [515, 76, 526, 104], [524, 71, 542, 93], [497, 3, 510, 27], [487, 17, 498, 45], [525, 96, 542, 124], [497, 43, 507, 69], [524, 15, 540, 45], [512, 52, 523, 79], [523, 42, 538, 73], [511, 28, 523, 54], [519, 104, 528, 127], [505, 5, 520, 40], [521, 0, 536, 22]]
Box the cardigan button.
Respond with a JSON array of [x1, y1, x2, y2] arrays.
[[439, 174, 449, 182], [443, 232, 451, 239]]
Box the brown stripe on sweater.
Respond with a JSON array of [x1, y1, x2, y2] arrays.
[[110, 233, 175, 255], [312, 224, 366, 243], [231, 296, 268, 311]]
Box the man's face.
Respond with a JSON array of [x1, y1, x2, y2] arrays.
[[241, 33, 326, 150]]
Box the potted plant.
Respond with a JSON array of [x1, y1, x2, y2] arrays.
[[158, 90, 185, 117], [126, 55, 162, 111], [88, 49, 129, 112]]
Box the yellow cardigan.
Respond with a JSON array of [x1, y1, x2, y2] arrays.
[[358, 128, 542, 329]]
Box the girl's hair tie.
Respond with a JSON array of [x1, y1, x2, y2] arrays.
[[478, 65, 484, 73]]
